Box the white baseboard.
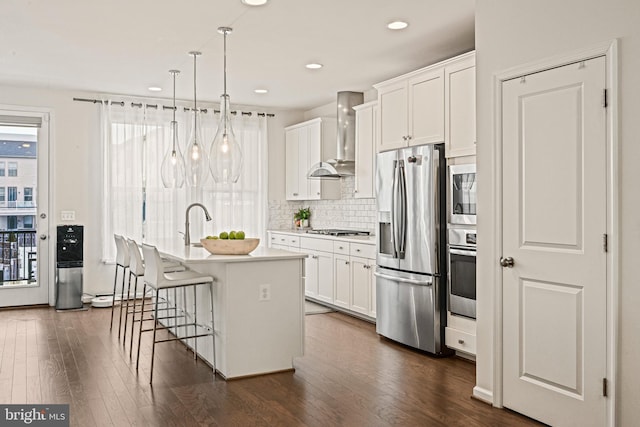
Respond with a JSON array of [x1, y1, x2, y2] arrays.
[[472, 386, 493, 405]]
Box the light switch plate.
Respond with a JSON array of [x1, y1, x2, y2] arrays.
[[61, 210, 75, 221]]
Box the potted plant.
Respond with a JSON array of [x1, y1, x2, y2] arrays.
[[294, 207, 311, 229]]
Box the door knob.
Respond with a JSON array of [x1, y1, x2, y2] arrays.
[[500, 257, 514, 268], [40, 234, 47, 240]]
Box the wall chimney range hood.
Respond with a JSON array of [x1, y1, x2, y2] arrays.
[[308, 91, 364, 179]]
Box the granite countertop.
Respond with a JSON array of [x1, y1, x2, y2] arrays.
[[268, 229, 376, 245]]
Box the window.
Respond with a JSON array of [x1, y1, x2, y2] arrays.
[[24, 187, 33, 202], [101, 104, 268, 262], [23, 216, 34, 229], [8, 162, 17, 177], [0, 161, 4, 176], [0, 187, 4, 202], [7, 216, 17, 229], [8, 187, 17, 202]]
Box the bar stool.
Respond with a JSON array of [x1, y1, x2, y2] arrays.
[[137, 244, 216, 384], [124, 238, 185, 356], [110, 234, 129, 334]]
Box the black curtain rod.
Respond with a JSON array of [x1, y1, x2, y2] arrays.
[[72, 97, 276, 117]]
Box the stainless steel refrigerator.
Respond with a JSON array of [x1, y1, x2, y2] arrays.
[[375, 143, 448, 354]]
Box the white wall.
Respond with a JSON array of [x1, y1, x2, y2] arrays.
[[0, 83, 303, 298], [475, 0, 640, 424]]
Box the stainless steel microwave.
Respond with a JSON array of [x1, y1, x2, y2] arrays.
[[449, 164, 477, 225]]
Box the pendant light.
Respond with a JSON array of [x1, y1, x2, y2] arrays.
[[160, 69, 186, 188], [185, 51, 209, 187], [209, 27, 243, 184]]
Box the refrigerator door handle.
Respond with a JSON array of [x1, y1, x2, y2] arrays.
[[374, 271, 433, 286], [397, 159, 407, 257], [391, 159, 399, 258]]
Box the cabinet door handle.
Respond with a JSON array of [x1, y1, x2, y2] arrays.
[[293, 192, 299, 196], [317, 192, 320, 195], [345, 261, 350, 265], [338, 246, 343, 250], [356, 249, 361, 252], [458, 339, 465, 344]]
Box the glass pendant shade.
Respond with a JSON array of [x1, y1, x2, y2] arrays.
[[161, 121, 186, 188], [210, 94, 243, 183], [161, 69, 185, 188], [185, 109, 209, 187]]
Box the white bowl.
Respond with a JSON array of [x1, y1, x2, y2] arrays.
[[200, 238, 260, 255]]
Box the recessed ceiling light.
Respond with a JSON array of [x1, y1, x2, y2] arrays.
[[387, 21, 409, 30], [306, 63, 323, 70], [242, 0, 268, 5], [254, 89, 268, 94], [148, 86, 162, 92]]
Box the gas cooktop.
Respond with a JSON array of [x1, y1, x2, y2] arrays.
[[306, 229, 371, 236]]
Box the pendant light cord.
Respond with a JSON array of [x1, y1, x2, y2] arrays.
[[193, 53, 197, 137], [223, 31, 227, 96], [171, 70, 177, 151]]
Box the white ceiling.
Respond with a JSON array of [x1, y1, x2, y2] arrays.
[[0, 0, 475, 111]]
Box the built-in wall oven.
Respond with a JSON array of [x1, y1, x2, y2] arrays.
[[448, 228, 476, 319], [449, 164, 477, 225]]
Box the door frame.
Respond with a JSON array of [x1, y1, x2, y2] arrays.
[[489, 40, 618, 426], [0, 104, 55, 306]]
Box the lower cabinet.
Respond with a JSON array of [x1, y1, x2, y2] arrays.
[[445, 312, 477, 357], [306, 249, 334, 303], [272, 232, 377, 320], [332, 243, 376, 319], [334, 254, 351, 309], [350, 256, 374, 317]]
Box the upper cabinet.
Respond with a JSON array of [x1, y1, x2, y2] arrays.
[[285, 118, 340, 201], [375, 68, 444, 152], [445, 52, 476, 158], [353, 101, 377, 199], [374, 51, 476, 158]]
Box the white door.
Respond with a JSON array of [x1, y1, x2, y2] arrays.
[[0, 111, 50, 307], [501, 57, 607, 426]]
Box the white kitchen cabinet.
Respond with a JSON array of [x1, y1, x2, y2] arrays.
[[375, 67, 444, 152], [350, 256, 374, 316], [285, 118, 339, 200], [268, 232, 300, 252], [274, 232, 376, 319], [313, 250, 334, 303], [300, 237, 335, 302], [334, 253, 350, 309], [445, 311, 477, 357], [445, 52, 476, 158], [353, 101, 377, 198]]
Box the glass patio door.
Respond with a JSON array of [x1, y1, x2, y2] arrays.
[[0, 110, 50, 307]]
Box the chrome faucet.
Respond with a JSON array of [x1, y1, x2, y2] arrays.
[[185, 203, 212, 246]]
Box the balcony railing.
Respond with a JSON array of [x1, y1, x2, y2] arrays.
[[0, 201, 36, 209], [0, 229, 37, 284]]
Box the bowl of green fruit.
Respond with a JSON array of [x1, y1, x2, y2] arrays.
[[200, 231, 259, 255]]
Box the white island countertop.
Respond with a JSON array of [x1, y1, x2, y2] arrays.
[[151, 239, 308, 264]]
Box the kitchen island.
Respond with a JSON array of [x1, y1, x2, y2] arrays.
[[151, 240, 307, 380]]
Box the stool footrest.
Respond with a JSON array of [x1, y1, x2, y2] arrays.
[[155, 333, 213, 344]]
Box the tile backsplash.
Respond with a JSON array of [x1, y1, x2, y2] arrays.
[[268, 177, 376, 233]]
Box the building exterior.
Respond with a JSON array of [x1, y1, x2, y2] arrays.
[[0, 129, 37, 282]]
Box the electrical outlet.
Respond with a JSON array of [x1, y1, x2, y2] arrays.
[[259, 284, 271, 301], [61, 210, 75, 221]]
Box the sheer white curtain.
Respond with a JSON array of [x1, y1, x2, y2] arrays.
[[101, 100, 268, 261], [202, 113, 269, 241]]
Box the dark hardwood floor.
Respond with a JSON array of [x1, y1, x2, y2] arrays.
[[0, 305, 542, 426]]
